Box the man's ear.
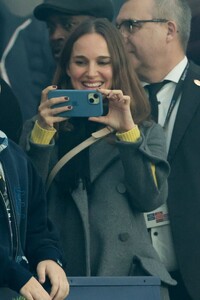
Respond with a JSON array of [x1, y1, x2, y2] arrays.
[[166, 20, 178, 42]]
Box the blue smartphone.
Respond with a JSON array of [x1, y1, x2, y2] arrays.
[[48, 89, 103, 117]]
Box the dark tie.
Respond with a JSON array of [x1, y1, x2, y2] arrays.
[[146, 81, 169, 122]]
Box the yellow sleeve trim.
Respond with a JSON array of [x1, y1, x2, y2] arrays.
[[116, 125, 140, 142], [151, 164, 158, 187], [30, 120, 57, 145]]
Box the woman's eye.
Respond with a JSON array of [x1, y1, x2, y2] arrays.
[[98, 60, 111, 65], [75, 61, 86, 66]]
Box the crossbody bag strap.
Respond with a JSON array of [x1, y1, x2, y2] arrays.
[[46, 126, 114, 191]]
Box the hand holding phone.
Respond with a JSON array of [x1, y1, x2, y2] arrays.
[[48, 89, 103, 117]]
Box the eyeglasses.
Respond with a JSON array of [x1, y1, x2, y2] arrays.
[[116, 19, 168, 35]]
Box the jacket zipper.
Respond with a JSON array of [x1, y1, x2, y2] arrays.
[[6, 180, 19, 260], [1, 165, 19, 260], [0, 190, 14, 255]]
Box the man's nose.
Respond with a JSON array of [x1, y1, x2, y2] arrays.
[[50, 25, 66, 41]]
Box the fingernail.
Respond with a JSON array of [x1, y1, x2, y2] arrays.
[[67, 105, 73, 110], [52, 85, 57, 88], [64, 96, 69, 100]]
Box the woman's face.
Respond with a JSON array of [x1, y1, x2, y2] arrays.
[[67, 33, 113, 90]]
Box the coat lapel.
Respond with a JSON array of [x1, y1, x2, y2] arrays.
[[168, 63, 200, 162]]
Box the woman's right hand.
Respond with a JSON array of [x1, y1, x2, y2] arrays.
[[37, 86, 71, 130]]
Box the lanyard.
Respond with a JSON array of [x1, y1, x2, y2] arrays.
[[163, 63, 189, 129]]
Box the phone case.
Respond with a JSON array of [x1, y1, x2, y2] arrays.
[[48, 89, 103, 117]]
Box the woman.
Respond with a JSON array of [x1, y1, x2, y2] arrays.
[[20, 18, 175, 298]]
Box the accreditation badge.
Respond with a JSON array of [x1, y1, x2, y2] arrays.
[[144, 203, 170, 229]]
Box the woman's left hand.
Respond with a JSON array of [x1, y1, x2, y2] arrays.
[[89, 88, 136, 133]]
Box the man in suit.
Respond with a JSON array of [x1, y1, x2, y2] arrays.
[[117, 0, 200, 299]]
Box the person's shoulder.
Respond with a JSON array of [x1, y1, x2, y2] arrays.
[[188, 60, 200, 76], [7, 139, 28, 161], [5, 140, 39, 177]]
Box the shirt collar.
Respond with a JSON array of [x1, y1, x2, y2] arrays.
[[142, 56, 188, 86], [164, 56, 188, 84]]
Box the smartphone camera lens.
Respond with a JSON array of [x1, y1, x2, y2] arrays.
[[93, 93, 99, 99], [88, 92, 100, 104]]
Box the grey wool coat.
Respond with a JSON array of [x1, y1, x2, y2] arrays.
[[20, 120, 176, 288]]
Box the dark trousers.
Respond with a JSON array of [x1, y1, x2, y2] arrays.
[[169, 271, 192, 300]]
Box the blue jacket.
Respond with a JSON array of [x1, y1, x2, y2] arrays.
[[0, 136, 63, 293]]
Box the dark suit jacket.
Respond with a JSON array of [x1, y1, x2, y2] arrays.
[[187, 14, 200, 65], [167, 62, 200, 300]]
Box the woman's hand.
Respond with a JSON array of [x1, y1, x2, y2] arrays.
[[89, 88, 136, 133], [37, 86, 71, 129]]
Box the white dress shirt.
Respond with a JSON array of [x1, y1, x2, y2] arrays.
[[143, 57, 188, 271]]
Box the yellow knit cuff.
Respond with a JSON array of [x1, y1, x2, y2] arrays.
[[30, 120, 57, 145], [151, 164, 158, 187], [116, 125, 140, 142]]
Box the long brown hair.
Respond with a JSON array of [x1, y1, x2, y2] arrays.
[[53, 18, 150, 124]]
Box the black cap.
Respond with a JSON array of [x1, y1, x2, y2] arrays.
[[34, 0, 114, 22]]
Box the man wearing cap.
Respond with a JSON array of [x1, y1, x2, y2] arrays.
[[1, 0, 114, 121], [34, 0, 114, 61]]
